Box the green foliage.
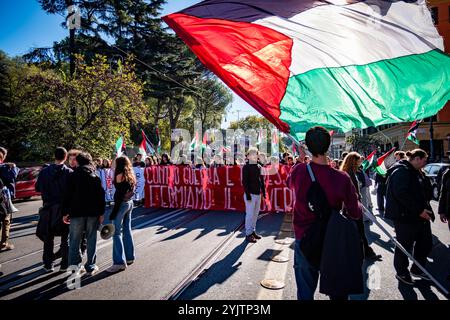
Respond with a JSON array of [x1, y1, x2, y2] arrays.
[[229, 115, 273, 132], [3, 1, 234, 160], [346, 133, 382, 154], [0, 53, 146, 161]]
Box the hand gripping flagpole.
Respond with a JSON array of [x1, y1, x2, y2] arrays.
[[361, 204, 449, 296]]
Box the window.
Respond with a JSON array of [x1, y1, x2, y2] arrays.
[[431, 7, 439, 25], [430, 165, 441, 175]]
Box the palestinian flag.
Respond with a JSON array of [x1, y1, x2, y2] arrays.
[[190, 132, 207, 152], [115, 136, 126, 158], [406, 120, 421, 145], [361, 150, 377, 171], [163, 1, 450, 141], [374, 147, 396, 176], [140, 130, 156, 155], [155, 127, 161, 153]]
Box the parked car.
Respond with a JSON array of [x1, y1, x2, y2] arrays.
[[423, 163, 450, 200], [14, 167, 42, 200]]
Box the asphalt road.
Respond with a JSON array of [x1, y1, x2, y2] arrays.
[[0, 184, 449, 300]]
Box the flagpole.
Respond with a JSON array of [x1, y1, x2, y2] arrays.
[[361, 205, 449, 296]]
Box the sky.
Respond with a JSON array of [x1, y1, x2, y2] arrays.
[[0, 0, 258, 127]]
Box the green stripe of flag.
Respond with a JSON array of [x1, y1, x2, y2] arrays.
[[280, 50, 450, 141]]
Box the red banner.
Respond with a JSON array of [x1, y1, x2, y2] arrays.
[[144, 165, 294, 213]]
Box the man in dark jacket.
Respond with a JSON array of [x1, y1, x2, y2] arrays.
[[385, 149, 433, 285], [242, 147, 266, 243], [63, 152, 105, 276], [438, 168, 450, 231], [35, 147, 72, 272]]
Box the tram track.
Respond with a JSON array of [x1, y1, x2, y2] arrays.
[[0, 208, 191, 292], [163, 212, 272, 300]]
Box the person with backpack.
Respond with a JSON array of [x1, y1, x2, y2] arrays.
[[35, 147, 72, 272], [287, 127, 362, 300], [63, 152, 105, 276], [106, 156, 136, 273], [385, 149, 434, 285]]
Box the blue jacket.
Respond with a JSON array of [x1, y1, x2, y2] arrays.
[[0, 164, 18, 198]]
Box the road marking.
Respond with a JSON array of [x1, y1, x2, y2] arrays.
[[257, 213, 294, 300]]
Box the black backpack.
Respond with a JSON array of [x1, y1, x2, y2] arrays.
[[300, 164, 332, 269]]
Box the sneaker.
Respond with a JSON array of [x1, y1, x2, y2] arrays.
[[43, 265, 54, 273], [106, 264, 127, 273], [411, 271, 431, 281], [396, 274, 415, 286], [252, 232, 262, 240], [0, 242, 14, 251], [126, 260, 135, 265], [245, 235, 257, 243], [59, 266, 68, 272], [77, 266, 86, 275], [86, 265, 99, 276]]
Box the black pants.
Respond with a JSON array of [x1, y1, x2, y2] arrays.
[[393, 220, 432, 276], [43, 229, 69, 269], [356, 218, 370, 254], [376, 187, 385, 212]]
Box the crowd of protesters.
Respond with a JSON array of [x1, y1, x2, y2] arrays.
[[0, 127, 449, 299]]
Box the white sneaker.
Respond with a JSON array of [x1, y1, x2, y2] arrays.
[[77, 266, 86, 275], [106, 264, 127, 273], [126, 260, 135, 265], [86, 265, 99, 276]]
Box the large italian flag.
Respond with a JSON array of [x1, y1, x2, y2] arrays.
[[163, 0, 450, 141]]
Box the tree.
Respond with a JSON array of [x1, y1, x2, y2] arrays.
[[346, 132, 382, 155], [0, 52, 44, 160], [229, 115, 273, 132], [22, 54, 146, 159], [193, 77, 233, 132]]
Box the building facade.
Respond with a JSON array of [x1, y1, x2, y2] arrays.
[[359, 1, 450, 161]]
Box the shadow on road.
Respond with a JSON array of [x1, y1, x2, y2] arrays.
[[179, 240, 249, 300]]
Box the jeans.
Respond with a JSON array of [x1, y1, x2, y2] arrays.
[[43, 229, 69, 268], [69, 216, 99, 272], [111, 200, 135, 265], [293, 240, 348, 300], [294, 239, 319, 300], [244, 194, 261, 236], [393, 220, 432, 276]]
